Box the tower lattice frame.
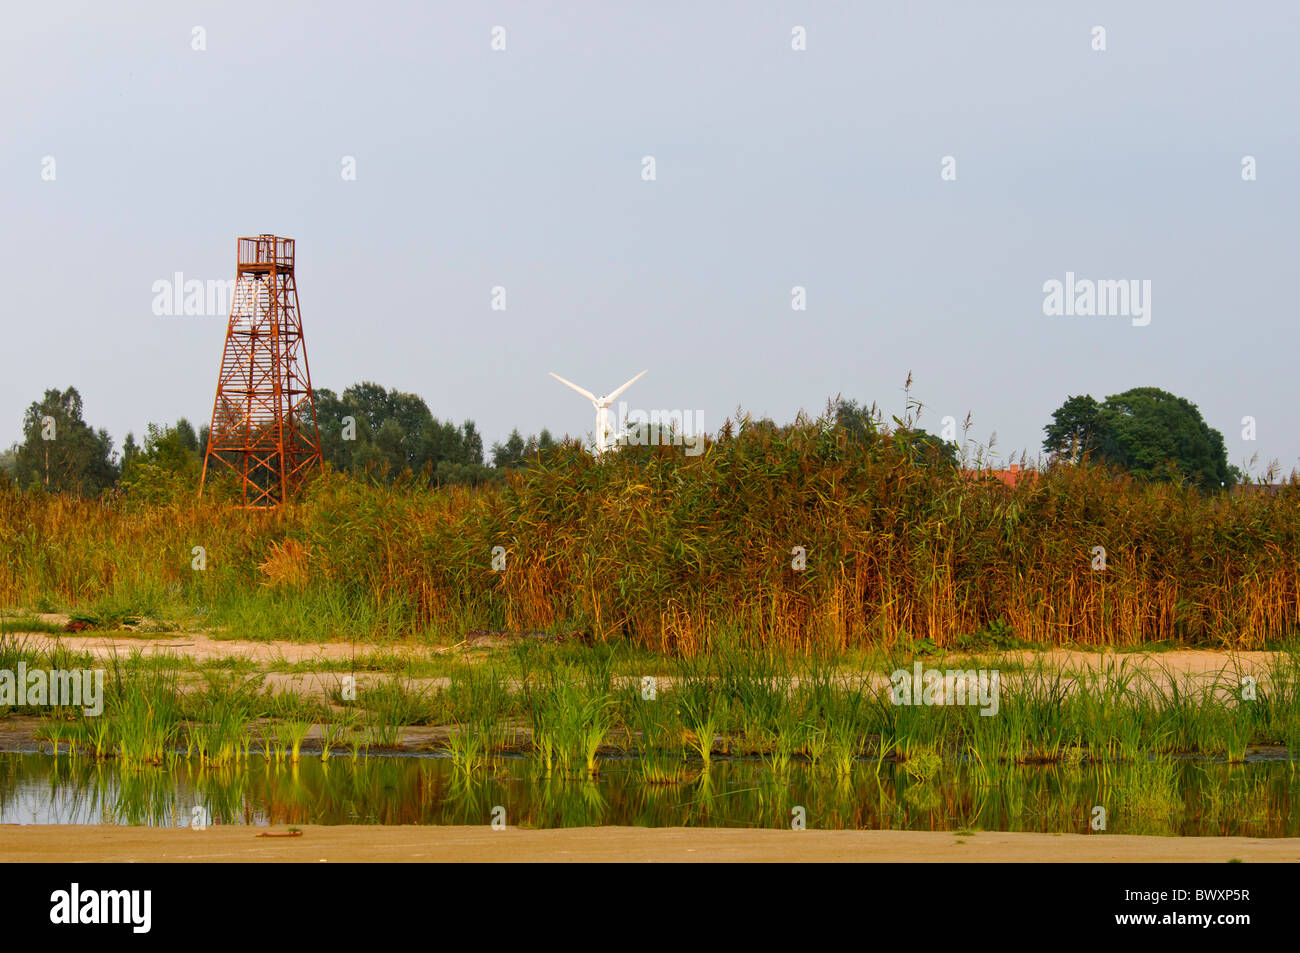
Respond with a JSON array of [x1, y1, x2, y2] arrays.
[[199, 235, 323, 507]]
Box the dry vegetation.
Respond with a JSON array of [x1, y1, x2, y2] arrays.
[[2, 416, 1298, 651]]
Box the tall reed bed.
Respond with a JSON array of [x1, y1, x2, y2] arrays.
[[3, 412, 1298, 650]]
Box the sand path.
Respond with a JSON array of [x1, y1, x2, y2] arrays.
[[1, 824, 1295, 863], [8, 625, 1280, 678]]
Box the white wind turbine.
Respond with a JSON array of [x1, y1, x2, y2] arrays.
[[549, 369, 648, 457]]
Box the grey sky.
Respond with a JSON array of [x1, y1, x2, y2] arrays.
[[3, 1, 1297, 475]]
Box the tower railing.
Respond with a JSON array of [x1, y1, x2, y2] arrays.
[[237, 235, 295, 273], [199, 235, 323, 507]]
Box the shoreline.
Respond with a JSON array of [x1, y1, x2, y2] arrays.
[[2, 824, 1298, 863]]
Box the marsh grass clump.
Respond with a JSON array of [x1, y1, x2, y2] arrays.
[[346, 723, 366, 762], [621, 683, 694, 784], [177, 672, 260, 767], [319, 720, 346, 762], [361, 678, 436, 726], [278, 721, 312, 763], [441, 666, 514, 754], [364, 714, 405, 749], [522, 661, 613, 778], [192, 707, 249, 767], [679, 697, 725, 769], [352, 677, 436, 749], [35, 719, 70, 757], [112, 686, 182, 766], [825, 722, 863, 777], [443, 714, 497, 775]]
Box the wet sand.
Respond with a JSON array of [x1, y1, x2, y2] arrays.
[[2, 824, 1296, 862]]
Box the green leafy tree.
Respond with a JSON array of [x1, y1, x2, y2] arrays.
[[892, 427, 960, 469], [1043, 387, 1234, 490], [122, 417, 201, 477], [490, 428, 557, 469], [433, 460, 497, 486], [13, 387, 118, 495], [833, 398, 880, 446], [831, 397, 955, 467], [121, 432, 140, 472], [491, 429, 528, 468], [119, 418, 204, 501], [313, 382, 485, 483], [1042, 395, 1104, 462], [459, 421, 484, 466], [373, 418, 407, 472], [1099, 387, 1232, 489], [350, 440, 392, 482], [146, 419, 200, 471]]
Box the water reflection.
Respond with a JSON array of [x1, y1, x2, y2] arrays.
[[0, 752, 1295, 836]]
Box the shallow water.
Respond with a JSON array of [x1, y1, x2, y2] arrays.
[[2, 751, 1296, 836]]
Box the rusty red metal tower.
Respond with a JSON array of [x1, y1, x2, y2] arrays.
[[199, 235, 323, 507]]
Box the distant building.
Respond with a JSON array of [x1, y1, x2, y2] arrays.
[[960, 462, 1036, 488]]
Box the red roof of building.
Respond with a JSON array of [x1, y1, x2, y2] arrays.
[[960, 463, 1036, 487]]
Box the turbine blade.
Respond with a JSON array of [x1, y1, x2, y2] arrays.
[[605, 369, 648, 402], [549, 372, 598, 403]]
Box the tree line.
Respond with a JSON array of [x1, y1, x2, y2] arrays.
[[0, 383, 562, 498], [0, 382, 1247, 497]]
